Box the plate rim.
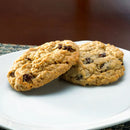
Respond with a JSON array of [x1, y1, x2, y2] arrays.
[[0, 106, 129, 130]]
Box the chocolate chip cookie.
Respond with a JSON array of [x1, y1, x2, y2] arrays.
[[61, 41, 125, 86], [7, 40, 79, 91]]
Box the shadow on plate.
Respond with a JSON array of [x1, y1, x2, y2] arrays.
[[20, 78, 75, 96], [8, 74, 125, 96]]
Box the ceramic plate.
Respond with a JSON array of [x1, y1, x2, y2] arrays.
[[0, 41, 130, 130]]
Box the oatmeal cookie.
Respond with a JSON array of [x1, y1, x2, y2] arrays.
[[61, 41, 125, 86], [7, 40, 79, 91]]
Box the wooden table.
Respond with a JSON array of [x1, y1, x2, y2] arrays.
[[0, 0, 130, 50]]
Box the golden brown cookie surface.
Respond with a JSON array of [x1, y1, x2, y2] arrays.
[[7, 40, 79, 91], [61, 41, 125, 86]]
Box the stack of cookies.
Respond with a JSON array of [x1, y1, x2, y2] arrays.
[[7, 40, 125, 91]]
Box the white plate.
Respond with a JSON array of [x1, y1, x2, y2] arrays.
[[0, 41, 130, 130]]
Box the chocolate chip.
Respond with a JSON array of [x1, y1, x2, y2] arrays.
[[10, 72, 15, 77], [54, 61, 57, 64], [99, 53, 106, 57], [122, 62, 124, 65], [76, 74, 83, 80], [83, 58, 93, 64], [100, 63, 105, 68], [63, 46, 75, 52], [66, 61, 69, 64], [57, 44, 62, 49], [23, 74, 34, 82]]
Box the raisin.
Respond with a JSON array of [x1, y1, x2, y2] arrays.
[[23, 74, 34, 82], [26, 58, 31, 61], [73, 65, 76, 67], [57, 44, 62, 49], [63, 46, 67, 50], [100, 63, 105, 68], [119, 58, 123, 62], [76, 74, 83, 80], [99, 53, 106, 57], [84, 58, 93, 64], [66, 61, 69, 64], [54, 61, 57, 64], [100, 68, 107, 72], [10, 72, 15, 77], [68, 46, 75, 52], [118, 59, 124, 65], [63, 46, 75, 52]]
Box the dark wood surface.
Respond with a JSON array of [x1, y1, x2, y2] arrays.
[[0, 0, 130, 49]]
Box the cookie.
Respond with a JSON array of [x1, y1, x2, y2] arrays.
[[61, 41, 125, 86], [7, 40, 79, 91]]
